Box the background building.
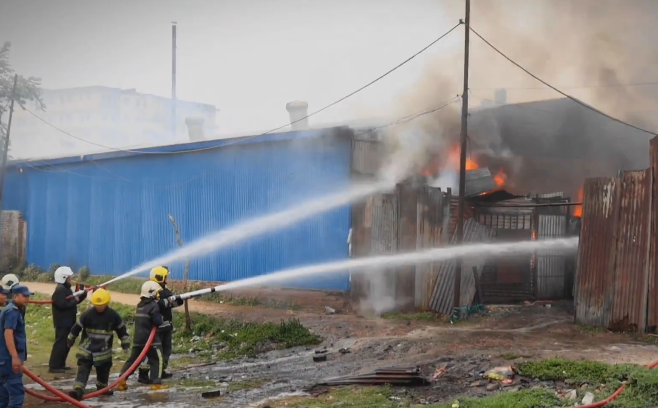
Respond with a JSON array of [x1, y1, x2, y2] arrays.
[[10, 86, 217, 159]]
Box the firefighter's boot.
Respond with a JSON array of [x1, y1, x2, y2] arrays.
[[97, 385, 114, 396], [150, 383, 169, 391], [68, 388, 84, 401], [138, 368, 151, 384], [117, 379, 128, 392]]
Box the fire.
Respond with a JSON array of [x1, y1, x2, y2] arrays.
[[493, 168, 507, 187], [421, 144, 480, 177], [573, 187, 584, 217]]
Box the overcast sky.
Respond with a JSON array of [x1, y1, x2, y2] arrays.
[[0, 0, 471, 136]]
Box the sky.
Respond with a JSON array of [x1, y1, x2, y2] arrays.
[[0, 0, 468, 136]]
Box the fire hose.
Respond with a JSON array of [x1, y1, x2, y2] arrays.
[[24, 327, 156, 405], [27, 285, 104, 305], [562, 357, 658, 408]]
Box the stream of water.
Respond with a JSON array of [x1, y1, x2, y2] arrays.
[[103, 180, 393, 286], [178, 237, 579, 298]]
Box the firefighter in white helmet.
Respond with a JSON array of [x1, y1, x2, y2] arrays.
[[117, 281, 166, 391], [49, 266, 87, 373]]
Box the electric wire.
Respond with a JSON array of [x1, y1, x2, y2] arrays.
[[469, 26, 657, 136], [22, 22, 463, 157], [471, 81, 658, 91]]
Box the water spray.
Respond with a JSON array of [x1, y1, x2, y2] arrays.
[[166, 237, 579, 303], [72, 180, 395, 297]]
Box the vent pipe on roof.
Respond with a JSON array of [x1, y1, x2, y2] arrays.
[[185, 116, 205, 141], [286, 100, 309, 131]]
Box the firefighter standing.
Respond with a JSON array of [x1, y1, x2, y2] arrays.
[[117, 281, 166, 391], [137, 266, 183, 383], [49, 266, 88, 373], [0, 285, 33, 408], [66, 289, 130, 401]]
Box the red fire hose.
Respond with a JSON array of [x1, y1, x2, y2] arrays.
[[564, 358, 658, 408], [27, 285, 100, 305], [24, 327, 157, 404]]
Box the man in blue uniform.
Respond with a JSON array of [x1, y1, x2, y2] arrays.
[[0, 284, 33, 408]]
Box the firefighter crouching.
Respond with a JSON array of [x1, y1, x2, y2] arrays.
[[138, 266, 184, 383], [118, 281, 166, 391], [66, 288, 130, 401]]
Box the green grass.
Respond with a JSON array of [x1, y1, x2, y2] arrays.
[[267, 386, 405, 408], [81, 275, 300, 310], [21, 293, 321, 373], [229, 378, 265, 392]]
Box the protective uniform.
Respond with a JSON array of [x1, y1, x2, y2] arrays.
[[67, 289, 130, 401], [138, 266, 183, 382], [0, 285, 34, 408], [118, 281, 165, 391], [49, 266, 87, 373]]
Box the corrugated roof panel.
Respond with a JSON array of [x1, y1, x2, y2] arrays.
[[465, 168, 497, 197], [536, 214, 568, 299], [2, 129, 352, 291]]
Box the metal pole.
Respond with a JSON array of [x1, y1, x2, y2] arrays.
[[0, 75, 19, 209], [172, 22, 177, 139], [453, 0, 470, 311]]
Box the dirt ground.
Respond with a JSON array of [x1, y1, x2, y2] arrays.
[[21, 283, 658, 408]]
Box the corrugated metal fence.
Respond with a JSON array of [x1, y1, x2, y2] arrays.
[[575, 161, 654, 331]]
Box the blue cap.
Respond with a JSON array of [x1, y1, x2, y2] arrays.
[[11, 285, 34, 296], [0, 287, 6, 295]]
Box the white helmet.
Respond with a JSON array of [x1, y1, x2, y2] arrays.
[[54, 266, 74, 284], [140, 281, 162, 299], [1, 274, 19, 291]]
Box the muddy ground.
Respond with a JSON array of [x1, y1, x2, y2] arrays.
[[21, 283, 658, 407]]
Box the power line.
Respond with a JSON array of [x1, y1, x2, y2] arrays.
[[469, 26, 657, 136], [471, 81, 658, 91], [22, 22, 463, 158]]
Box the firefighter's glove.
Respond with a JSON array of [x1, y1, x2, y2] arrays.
[[175, 298, 184, 307], [121, 343, 130, 353], [67, 337, 75, 348], [79, 291, 88, 301]]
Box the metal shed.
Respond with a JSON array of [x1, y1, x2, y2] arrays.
[[2, 127, 354, 290]]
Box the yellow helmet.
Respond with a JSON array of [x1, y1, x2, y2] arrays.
[[91, 288, 111, 306], [150, 266, 170, 283]]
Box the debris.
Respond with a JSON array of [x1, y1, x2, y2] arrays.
[[325, 306, 336, 315], [338, 348, 351, 355], [566, 389, 577, 400], [484, 366, 514, 381], [315, 349, 328, 355], [486, 383, 499, 392], [451, 401, 460, 408], [501, 379, 514, 386], [316, 367, 429, 387], [313, 354, 327, 363], [582, 392, 595, 405], [201, 390, 222, 399], [431, 367, 446, 382]]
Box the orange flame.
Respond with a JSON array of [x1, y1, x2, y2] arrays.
[[421, 144, 479, 177], [493, 168, 507, 187], [573, 187, 584, 217]]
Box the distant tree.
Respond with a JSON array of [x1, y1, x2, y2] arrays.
[[0, 41, 45, 155]]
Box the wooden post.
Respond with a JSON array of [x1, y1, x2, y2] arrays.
[[168, 214, 192, 331]]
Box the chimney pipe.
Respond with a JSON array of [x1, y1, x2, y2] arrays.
[[185, 116, 205, 141], [286, 100, 309, 131]]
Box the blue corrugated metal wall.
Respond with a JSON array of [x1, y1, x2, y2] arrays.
[[2, 129, 352, 290]]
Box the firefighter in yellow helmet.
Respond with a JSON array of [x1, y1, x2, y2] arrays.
[[136, 266, 184, 383], [66, 289, 130, 401]]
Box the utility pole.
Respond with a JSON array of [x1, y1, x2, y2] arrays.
[[172, 21, 177, 139], [453, 0, 471, 312], [0, 75, 18, 209]]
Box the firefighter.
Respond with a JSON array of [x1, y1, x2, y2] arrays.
[[49, 266, 88, 373], [66, 288, 130, 401], [117, 281, 166, 391], [0, 285, 33, 408], [137, 266, 184, 383]]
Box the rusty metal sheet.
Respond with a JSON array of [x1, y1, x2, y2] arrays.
[[574, 176, 619, 328], [648, 137, 658, 330], [396, 184, 418, 311], [429, 218, 494, 314], [536, 214, 568, 299], [414, 187, 449, 310], [609, 169, 652, 332], [365, 193, 399, 307], [465, 168, 497, 197], [351, 139, 383, 176]]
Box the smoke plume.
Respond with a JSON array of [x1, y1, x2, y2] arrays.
[[391, 0, 656, 197]]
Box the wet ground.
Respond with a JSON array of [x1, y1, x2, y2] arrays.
[[22, 284, 658, 407]]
